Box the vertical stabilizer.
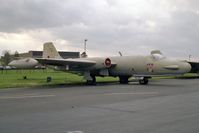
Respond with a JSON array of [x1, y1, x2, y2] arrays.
[[43, 42, 62, 59]]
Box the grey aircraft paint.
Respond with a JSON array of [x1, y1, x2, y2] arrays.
[[9, 42, 191, 85]]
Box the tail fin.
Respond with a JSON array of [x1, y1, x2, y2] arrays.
[[43, 42, 62, 59]]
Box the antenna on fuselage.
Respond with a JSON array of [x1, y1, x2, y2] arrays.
[[81, 39, 88, 58], [118, 51, 123, 56], [189, 54, 191, 61]]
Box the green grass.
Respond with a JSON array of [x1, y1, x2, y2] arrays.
[[0, 69, 118, 89], [0, 69, 198, 89], [152, 73, 199, 80], [175, 73, 199, 79]]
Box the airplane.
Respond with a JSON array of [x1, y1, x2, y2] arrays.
[[8, 58, 38, 69], [9, 42, 192, 85]]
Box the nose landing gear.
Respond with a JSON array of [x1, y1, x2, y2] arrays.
[[139, 77, 149, 85]]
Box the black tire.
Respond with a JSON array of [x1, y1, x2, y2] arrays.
[[139, 77, 149, 85]]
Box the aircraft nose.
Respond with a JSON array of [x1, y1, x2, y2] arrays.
[[8, 61, 15, 66], [181, 62, 191, 73]]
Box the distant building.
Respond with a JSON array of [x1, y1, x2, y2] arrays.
[[17, 51, 80, 59]]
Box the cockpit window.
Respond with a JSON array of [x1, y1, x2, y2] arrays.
[[152, 54, 165, 60]]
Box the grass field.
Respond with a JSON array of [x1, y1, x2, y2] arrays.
[[0, 69, 198, 89], [0, 69, 118, 89]]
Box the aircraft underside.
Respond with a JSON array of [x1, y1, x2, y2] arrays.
[[85, 74, 150, 85]]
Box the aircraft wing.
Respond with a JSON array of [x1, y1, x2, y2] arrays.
[[36, 58, 96, 67]]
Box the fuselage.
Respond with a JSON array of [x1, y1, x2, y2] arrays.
[[78, 55, 191, 77], [8, 55, 191, 77]]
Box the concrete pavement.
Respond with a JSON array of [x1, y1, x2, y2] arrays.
[[0, 79, 199, 133]]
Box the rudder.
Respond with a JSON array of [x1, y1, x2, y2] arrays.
[[43, 42, 62, 59]]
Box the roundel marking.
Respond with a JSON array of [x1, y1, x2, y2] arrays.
[[104, 58, 112, 68]]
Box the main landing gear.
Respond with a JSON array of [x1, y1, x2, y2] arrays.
[[86, 75, 96, 85], [86, 75, 149, 85], [119, 76, 149, 85], [119, 76, 129, 84]]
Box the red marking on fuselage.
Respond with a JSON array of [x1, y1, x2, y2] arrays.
[[105, 58, 111, 68]]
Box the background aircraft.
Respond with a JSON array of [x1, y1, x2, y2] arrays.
[[8, 58, 38, 69], [9, 42, 192, 85]]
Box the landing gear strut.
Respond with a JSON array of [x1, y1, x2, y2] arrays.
[[86, 75, 96, 85], [139, 77, 149, 85], [119, 76, 129, 84]]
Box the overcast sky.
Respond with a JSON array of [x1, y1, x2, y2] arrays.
[[0, 0, 199, 60]]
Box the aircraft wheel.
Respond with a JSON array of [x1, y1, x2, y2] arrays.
[[86, 75, 96, 85], [139, 77, 149, 85], [119, 76, 129, 84]]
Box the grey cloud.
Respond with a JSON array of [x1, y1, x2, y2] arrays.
[[152, 10, 199, 57], [0, 0, 199, 58], [0, 0, 93, 32]]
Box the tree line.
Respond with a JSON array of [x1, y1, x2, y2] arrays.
[[0, 51, 19, 66]]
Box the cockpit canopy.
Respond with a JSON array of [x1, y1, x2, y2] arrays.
[[151, 50, 165, 60]]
